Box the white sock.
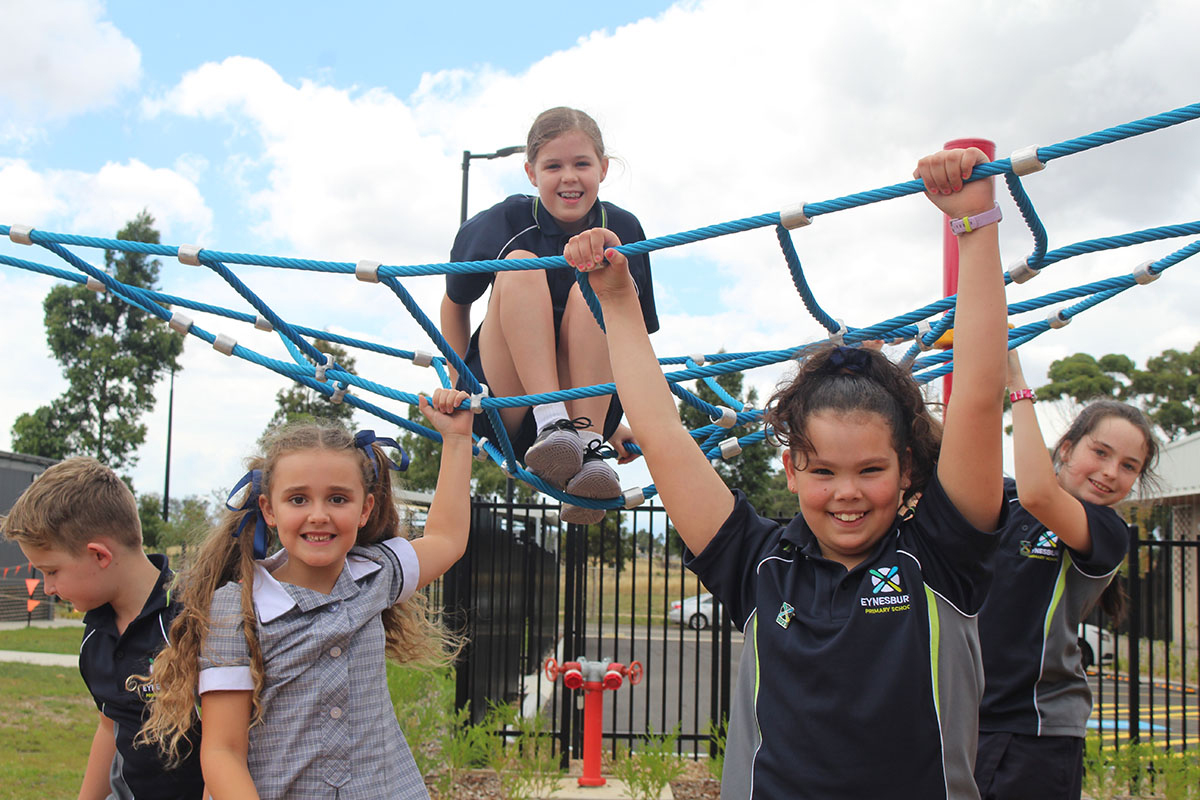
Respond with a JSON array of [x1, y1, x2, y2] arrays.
[[532, 402, 569, 432]]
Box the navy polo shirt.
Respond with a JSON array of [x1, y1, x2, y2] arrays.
[[80, 554, 203, 800], [446, 194, 659, 336], [686, 475, 1000, 800], [978, 479, 1129, 738]]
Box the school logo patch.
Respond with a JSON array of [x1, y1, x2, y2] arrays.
[[861, 566, 911, 614], [1021, 529, 1060, 561], [776, 601, 795, 629]]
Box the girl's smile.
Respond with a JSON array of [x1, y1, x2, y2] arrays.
[[782, 410, 910, 570], [259, 448, 374, 592], [525, 129, 608, 234]]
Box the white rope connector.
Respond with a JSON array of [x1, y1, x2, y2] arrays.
[[1009, 258, 1041, 284], [314, 353, 334, 382], [687, 352, 706, 366], [177, 244, 202, 266], [719, 436, 742, 459], [169, 311, 194, 335], [8, 224, 33, 245], [254, 314, 273, 332], [712, 406, 738, 428], [828, 319, 847, 346], [1009, 145, 1046, 176], [329, 384, 347, 404], [471, 385, 489, 414], [1046, 308, 1071, 329], [473, 437, 491, 462], [622, 487, 645, 509], [412, 349, 433, 367], [213, 333, 236, 356], [355, 259, 381, 283], [1133, 260, 1160, 285], [86, 276, 106, 293], [779, 201, 812, 230], [916, 320, 935, 351]]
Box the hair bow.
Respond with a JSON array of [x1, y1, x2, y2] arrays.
[[353, 430, 410, 477], [827, 345, 872, 375], [225, 469, 270, 559]]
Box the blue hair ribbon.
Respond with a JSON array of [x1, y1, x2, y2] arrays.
[[225, 469, 270, 559], [827, 345, 871, 374], [353, 430, 410, 477]]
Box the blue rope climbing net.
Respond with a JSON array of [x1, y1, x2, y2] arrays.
[[3, 101, 1199, 515]]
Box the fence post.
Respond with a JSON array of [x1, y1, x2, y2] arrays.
[[1127, 523, 1141, 744]]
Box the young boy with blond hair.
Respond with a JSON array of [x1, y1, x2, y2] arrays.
[[2, 457, 203, 800]]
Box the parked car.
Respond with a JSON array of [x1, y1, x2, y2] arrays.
[[668, 593, 714, 630], [1078, 623, 1114, 670]]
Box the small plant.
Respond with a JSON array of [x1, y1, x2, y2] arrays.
[[702, 716, 727, 781], [609, 725, 687, 800], [485, 702, 564, 800], [1153, 746, 1200, 800], [428, 703, 493, 799]]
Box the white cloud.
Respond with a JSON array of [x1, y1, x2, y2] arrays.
[[0, 0, 140, 133]]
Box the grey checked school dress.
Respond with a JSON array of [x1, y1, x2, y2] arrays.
[[199, 539, 429, 799]]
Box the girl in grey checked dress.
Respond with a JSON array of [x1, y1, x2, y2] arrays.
[[139, 388, 473, 799]]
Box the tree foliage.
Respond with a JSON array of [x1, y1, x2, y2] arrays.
[[10, 211, 184, 470], [137, 493, 216, 551], [1037, 343, 1200, 441]]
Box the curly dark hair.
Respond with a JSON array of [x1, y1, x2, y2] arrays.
[[764, 344, 942, 505]]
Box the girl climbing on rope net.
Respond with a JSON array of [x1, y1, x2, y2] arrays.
[[439, 107, 657, 524], [567, 147, 1008, 799], [973, 351, 1159, 800]]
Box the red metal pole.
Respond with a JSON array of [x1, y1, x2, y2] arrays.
[[579, 681, 606, 786], [941, 137, 995, 404]]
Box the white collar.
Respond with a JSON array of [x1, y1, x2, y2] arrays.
[[250, 549, 382, 623]]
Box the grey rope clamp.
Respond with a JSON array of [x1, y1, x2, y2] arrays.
[[471, 385, 489, 414], [719, 436, 742, 459], [779, 201, 812, 230], [213, 333, 237, 356], [8, 224, 33, 245], [915, 320, 935, 351], [622, 487, 645, 509], [1009, 145, 1046, 176], [828, 319, 848, 346], [687, 352, 706, 366], [355, 259, 381, 283], [473, 437, 491, 462], [86, 276, 106, 293], [712, 406, 738, 428], [1046, 308, 1071, 329], [411, 349, 433, 367], [329, 384, 348, 404], [1133, 260, 1161, 285], [1008, 257, 1041, 284], [169, 310, 194, 335], [254, 314, 273, 332], [314, 353, 334, 382], [177, 244, 203, 266]]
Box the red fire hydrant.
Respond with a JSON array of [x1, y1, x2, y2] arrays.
[[544, 656, 644, 787]]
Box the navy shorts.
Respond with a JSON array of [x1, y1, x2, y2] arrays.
[[975, 731, 1084, 800]]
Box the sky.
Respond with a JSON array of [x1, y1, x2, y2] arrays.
[[2, 0, 1199, 507]]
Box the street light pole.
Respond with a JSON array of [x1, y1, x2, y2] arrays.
[[162, 365, 174, 522], [460, 145, 526, 224]]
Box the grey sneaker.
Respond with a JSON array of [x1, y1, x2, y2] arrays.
[[525, 418, 588, 488], [561, 442, 621, 526]]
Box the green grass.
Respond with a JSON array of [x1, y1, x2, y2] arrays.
[[0, 626, 84, 655], [0, 663, 95, 800]]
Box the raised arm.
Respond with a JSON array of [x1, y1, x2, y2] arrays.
[[566, 229, 734, 555], [1006, 350, 1092, 552], [914, 149, 1006, 531], [410, 388, 474, 588]]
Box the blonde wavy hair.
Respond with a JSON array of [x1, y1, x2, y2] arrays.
[[137, 422, 465, 765]]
